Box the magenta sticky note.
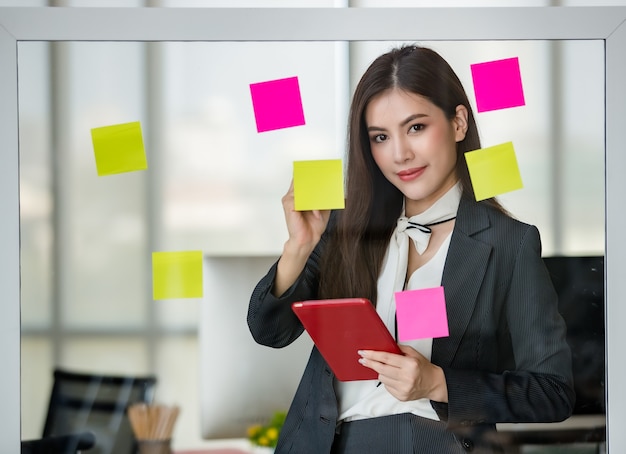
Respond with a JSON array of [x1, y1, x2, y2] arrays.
[[470, 57, 525, 113], [249, 76, 306, 133], [395, 287, 449, 341]]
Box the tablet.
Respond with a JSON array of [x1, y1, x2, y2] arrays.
[[292, 298, 402, 381]]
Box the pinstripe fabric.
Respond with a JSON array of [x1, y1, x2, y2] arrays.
[[247, 196, 575, 454], [331, 413, 469, 453]]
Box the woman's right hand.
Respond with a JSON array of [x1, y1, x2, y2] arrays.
[[282, 179, 331, 253], [273, 180, 331, 296]]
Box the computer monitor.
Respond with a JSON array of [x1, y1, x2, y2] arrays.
[[199, 256, 313, 439], [543, 255, 605, 415]]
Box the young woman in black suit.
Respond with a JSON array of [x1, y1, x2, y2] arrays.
[[247, 45, 575, 454]]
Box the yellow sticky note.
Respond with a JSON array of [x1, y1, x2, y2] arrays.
[[91, 121, 148, 176], [465, 142, 523, 201], [293, 159, 345, 211], [152, 251, 203, 300]]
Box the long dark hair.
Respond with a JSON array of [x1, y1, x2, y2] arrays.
[[318, 45, 506, 305]]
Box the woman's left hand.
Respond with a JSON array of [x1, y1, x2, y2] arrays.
[[358, 345, 448, 403]]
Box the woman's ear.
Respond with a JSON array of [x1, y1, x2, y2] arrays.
[[453, 105, 469, 142]]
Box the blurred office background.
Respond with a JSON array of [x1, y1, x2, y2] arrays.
[[3, 0, 619, 449]]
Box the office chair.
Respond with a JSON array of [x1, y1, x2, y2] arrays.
[[21, 431, 96, 454], [42, 368, 157, 454]]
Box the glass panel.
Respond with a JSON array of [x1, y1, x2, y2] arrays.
[[21, 337, 53, 439], [155, 41, 342, 328], [157, 41, 343, 256], [352, 40, 604, 256], [55, 42, 149, 329], [18, 37, 606, 449], [0, 0, 47, 4], [155, 336, 202, 448], [62, 0, 143, 6], [18, 42, 53, 328], [559, 41, 605, 253], [61, 337, 150, 375], [158, 0, 338, 6], [354, 0, 550, 6]]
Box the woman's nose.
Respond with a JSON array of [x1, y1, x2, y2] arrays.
[[392, 137, 414, 163]]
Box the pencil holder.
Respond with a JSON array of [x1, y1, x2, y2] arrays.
[[128, 403, 180, 454]]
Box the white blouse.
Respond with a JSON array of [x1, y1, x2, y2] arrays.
[[335, 232, 452, 423]]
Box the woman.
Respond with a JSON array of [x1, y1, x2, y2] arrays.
[[247, 45, 574, 453]]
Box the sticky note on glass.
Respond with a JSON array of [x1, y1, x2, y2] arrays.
[[293, 159, 345, 211], [395, 287, 449, 342], [91, 121, 148, 176], [470, 57, 525, 112], [465, 141, 523, 201], [249, 76, 306, 133], [152, 251, 203, 300]]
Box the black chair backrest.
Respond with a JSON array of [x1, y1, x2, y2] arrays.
[[21, 431, 96, 454], [43, 369, 157, 454]]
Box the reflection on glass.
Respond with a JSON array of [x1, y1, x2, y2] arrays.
[[19, 39, 605, 447]]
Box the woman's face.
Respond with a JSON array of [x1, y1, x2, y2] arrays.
[[366, 88, 468, 216]]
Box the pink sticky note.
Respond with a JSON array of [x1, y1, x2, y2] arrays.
[[395, 287, 449, 341], [249, 76, 306, 132], [470, 57, 525, 113]]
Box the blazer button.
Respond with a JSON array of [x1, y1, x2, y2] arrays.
[[462, 438, 474, 451]]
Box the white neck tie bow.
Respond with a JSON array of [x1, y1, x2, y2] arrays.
[[396, 217, 433, 255]]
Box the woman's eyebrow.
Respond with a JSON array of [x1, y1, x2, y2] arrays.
[[400, 113, 428, 127], [367, 113, 429, 132]]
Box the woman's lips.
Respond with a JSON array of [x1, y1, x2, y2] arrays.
[[397, 167, 425, 181]]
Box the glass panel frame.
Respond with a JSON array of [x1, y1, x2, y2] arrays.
[[1, 6, 626, 451]]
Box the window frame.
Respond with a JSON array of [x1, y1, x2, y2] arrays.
[[1, 6, 625, 450]]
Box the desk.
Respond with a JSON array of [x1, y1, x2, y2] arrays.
[[173, 438, 253, 454], [176, 450, 249, 454], [497, 415, 606, 453], [173, 417, 606, 454]]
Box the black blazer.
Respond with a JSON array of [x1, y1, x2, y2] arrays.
[[248, 196, 575, 453]]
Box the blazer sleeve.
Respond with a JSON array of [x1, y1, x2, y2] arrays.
[[434, 225, 575, 425], [247, 218, 330, 348]]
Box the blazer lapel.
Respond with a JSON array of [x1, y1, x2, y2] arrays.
[[433, 197, 493, 367]]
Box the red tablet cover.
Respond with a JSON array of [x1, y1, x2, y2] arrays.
[[292, 298, 402, 381]]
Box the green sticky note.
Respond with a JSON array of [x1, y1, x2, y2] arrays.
[[152, 251, 203, 300], [293, 159, 345, 211], [465, 142, 523, 201], [91, 121, 148, 176]]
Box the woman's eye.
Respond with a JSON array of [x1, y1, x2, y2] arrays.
[[372, 134, 387, 143], [410, 124, 425, 132]]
